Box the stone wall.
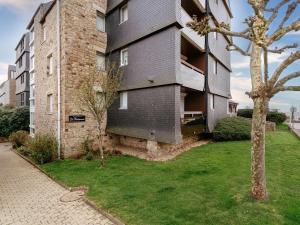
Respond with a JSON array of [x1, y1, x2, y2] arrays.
[[34, 3, 58, 138], [33, 0, 108, 158], [60, 0, 107, 157]]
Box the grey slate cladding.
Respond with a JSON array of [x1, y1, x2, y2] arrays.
[[106, 0, 232, 143]]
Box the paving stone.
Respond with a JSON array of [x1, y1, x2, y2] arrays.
[[0, 143, 115, 225]]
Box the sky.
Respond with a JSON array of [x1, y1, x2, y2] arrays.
[[0, 0, 299, 114]]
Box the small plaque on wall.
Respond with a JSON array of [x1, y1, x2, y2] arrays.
[[69, 115, 86, 123]]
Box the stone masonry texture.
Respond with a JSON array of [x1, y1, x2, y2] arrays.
[[0, 143, 114, 225], [33, 0, 108, 157]]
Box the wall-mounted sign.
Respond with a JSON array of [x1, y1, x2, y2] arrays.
[[69, 115, 86, 123]]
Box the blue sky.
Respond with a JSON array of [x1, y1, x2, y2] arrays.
[[0, 0, 299, 114]]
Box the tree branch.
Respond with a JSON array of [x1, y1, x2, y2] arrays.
[[187, 16, 252, 41], [275, 71, 300, 87], [266, 0, 292, 24], [277, 1, 299, 28], [268, 19, 300, 44], [273, 85, 300, 94], [268, 43, 298, 54], [226, 43, 250, 56], [269, 50, 300, 86]]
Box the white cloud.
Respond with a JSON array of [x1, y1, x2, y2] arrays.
[[232, 52, 289, 70], [0, 0, 41, 10]]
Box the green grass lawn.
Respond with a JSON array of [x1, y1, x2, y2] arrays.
[[42, 126, 300, 225]]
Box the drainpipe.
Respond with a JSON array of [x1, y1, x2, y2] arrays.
[[56, 0, 61, 159], [204, 0, 210, 134]]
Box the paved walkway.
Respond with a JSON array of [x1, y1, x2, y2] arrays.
[[0, 143, 115, 225], [293, 123, 300, 138]]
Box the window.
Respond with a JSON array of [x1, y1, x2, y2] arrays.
[[120, 48, 128, 66], [210, 95, 215, 110], [96, 52, 106, 70], [47, 54, 53, 75], [42, 25, 47, 42], [30, 56, 35, 71], [120, 4, 128, 24], [213, 32, 218, 39], [119, 92, 128, 110], [30, 28, 35, 43], [96, 12, 105, 32], [47, 94, 53, 113], [20, 39, 25, 52], [213, 58, 218, 75], [19, 57, 23, 68], [21, 74, 25, 84], [20, 93, 25, 106]]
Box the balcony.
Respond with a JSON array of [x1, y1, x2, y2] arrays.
[[180, 60, 205, 91], [181, 8, 205, 51], [194, 0, 206, 11]]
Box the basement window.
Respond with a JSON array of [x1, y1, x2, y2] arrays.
[[119, 92, 128, 110]]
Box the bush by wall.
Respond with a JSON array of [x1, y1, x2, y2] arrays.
[[237, 109, 287, 124], [213, 117, 251, 141], [0, 106, 30, 137], [27, 134, 58, 164], [9, 131, 30, 149]]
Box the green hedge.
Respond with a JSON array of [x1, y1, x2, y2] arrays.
[[0, 107, 30, 137], [213, 117, 251, 142], [237, 109, 287, 124]]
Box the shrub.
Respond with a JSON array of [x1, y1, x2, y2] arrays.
[[9, 107, 30, 132], [27, 134, 58, 164], [85, 151, 93, 161], [17, 146, 32, 157], [213, 117, 251, 141], [0, 109, 13, 137], [0, 106, 29, 137], [238, 109, 287, 124], [267, 112, 287, 125], [9, 131, 30, 148]]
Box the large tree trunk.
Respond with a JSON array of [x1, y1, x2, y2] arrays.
[[251, 97, 268, 200], [250, 43, 268, 200]]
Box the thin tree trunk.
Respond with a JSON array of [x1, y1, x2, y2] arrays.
[[251, 97, 268, 200], [98, 133, 105, 167], [250, 43, 268, 200]]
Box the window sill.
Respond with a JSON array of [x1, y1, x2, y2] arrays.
[[119, 108, 128, 110]]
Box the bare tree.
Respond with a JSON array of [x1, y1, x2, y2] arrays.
[[290, 106, 297, 121], [77, 62, 123, 166], [188, 0, 300, 200]]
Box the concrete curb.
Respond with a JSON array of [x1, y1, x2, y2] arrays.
[[11, 148, 125, 225], [288, 125, 300, 140]]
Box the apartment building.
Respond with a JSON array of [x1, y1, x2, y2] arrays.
[[27, 0, 107, 157], [106, 0, 232, 151], [15, 33, 30, 107], [0, 65, 16, 106], [28, 0, 232, 157]]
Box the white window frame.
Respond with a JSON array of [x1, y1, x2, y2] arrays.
[[96, 11, 105, 32], [42, 25, 47, 42], [96, 52, 106, 70], [120, 4, 128, 24], [211, 95, 215, 111], [48, 54, 53, 75], [213, 58, 218, 75], [47, 94, 53, 113], [120, 48, 128, 66], [119, 92, 128, 110]]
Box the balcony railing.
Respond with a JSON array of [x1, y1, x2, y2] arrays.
[[181, 8, 205, 51], [180, 61, 205, 91]]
